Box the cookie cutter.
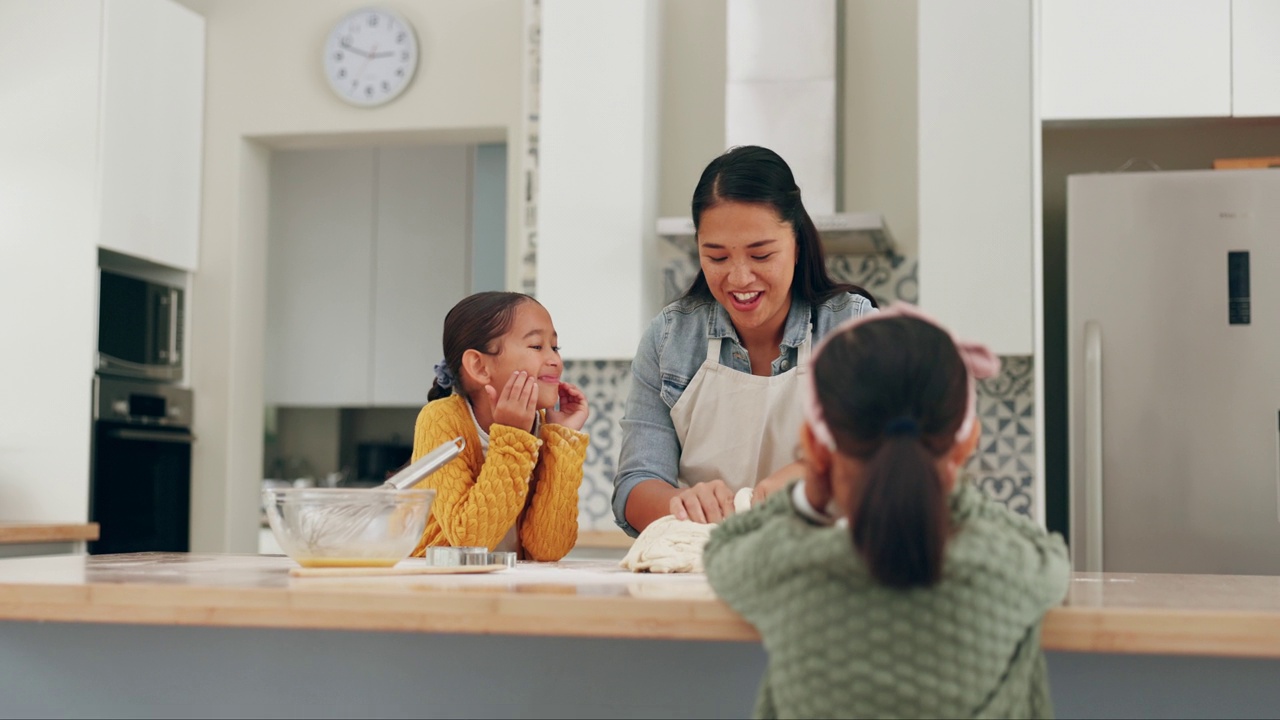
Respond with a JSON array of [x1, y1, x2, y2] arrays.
[[425, 546, 517, 569]]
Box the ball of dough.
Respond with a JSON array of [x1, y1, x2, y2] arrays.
[[619, 516, 715, 573]]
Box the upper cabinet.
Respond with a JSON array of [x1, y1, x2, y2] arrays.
[[266, 149, 376, 407], [265, 145, 472, 408], [918, 0, 1035, 356], [370, 146, 471, 407], [537, 0, 661, 360], [1042, 0, 1280, 121], [97, 0, 205, 271], [1231, 0, 1280, 117]]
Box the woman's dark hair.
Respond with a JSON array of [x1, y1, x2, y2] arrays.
[[813, 316, 969, 589], [427, 291, 537, 402], [683, 145, 876, 307]]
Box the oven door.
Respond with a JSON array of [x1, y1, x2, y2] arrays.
[[89, 421, 194, 554]]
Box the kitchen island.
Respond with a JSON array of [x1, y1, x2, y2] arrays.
[[0, 553, 1278, 718]]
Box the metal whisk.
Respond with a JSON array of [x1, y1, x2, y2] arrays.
[[299, 436, 466, 549]]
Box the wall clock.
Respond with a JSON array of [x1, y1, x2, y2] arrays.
[[323, 6, 419, 107]]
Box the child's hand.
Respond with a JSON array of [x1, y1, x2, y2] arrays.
[[485, 371, 538, 432], [546, 381, 589, 431], [804, 472, 835, 520]]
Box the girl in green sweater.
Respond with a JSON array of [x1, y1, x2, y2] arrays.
[[703, 304, 1070, 719]]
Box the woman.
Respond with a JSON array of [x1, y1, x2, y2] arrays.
[[612, 145, 878, 536]]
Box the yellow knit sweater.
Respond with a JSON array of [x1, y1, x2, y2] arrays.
[[408, 393, 587, 561]]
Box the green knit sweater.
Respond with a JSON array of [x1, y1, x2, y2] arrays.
[[703, 480, 1070, 719]]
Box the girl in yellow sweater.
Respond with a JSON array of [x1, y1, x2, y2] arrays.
[[409, 291, 590, 561]]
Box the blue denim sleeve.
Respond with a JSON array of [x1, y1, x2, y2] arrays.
[[612, 314, 680, 536]]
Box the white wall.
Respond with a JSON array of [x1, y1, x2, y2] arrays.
[[190, 0, 524, 552], [0, 1, 102, 523]]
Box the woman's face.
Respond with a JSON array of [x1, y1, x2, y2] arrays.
[[482, 301, 563, 410], [696, 201, 798, 339]]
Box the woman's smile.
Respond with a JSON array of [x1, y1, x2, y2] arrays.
[[728, 290, 764, 312]]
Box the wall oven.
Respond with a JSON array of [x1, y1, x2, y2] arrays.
[[97, 269, 185, 383], [89, 376, 194, 555]]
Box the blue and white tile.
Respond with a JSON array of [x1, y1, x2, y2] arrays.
[[562, 359, 630, 530], [968, 356, 1035, 516]]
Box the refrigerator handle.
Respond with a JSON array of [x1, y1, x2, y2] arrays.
[[1082, 321, 1105, 572]]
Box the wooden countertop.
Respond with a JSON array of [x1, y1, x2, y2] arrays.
[[0, 522, 98, 544], [574, 530, 634, 549], [0, 553, 1279, 657]]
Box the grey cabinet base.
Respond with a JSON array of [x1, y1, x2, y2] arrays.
[[1, 622, 1277, 718]]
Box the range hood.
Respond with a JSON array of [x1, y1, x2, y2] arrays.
[[656, 0, 896, 257], [656, 212, 894, 255]]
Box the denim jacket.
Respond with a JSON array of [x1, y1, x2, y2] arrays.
[[612, 291, 877, 535]]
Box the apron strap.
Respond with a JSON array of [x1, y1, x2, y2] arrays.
[[706, 337, 721, 364]]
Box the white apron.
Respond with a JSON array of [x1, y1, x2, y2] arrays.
[[670, 333, 811, 491]]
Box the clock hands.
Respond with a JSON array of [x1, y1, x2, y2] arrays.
[[344, 42, 396, 90], [352, 43, 376, 89]]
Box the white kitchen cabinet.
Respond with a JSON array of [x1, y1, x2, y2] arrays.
[[918, 0, 1036, 356], [97, 0, 205, 271], [1040, 0, 1231, 121], [0, 0, 201, 525], [372, 146, 471, 406], [266, 150, 376, 407], [537, 0, 661, 360], [0, 0, 103, 525], [1230, 0, 1280, 117], [266, 146, 471, 407]]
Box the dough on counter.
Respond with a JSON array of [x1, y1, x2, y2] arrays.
[[734, 487, 753, 514], [619, 516, 715, 573]]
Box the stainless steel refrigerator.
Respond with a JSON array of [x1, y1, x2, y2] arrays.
[[1068, 168, 1280, 575]]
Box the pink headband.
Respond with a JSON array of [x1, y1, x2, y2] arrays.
[[803, 302, 1001, 451]]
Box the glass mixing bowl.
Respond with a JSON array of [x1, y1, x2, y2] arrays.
[[262, 487, 435, 568]]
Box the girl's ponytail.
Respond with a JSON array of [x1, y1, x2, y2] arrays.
[[426, 378, 451, 402], [807, 316, 972, 591], [851, 427, 950, 590]]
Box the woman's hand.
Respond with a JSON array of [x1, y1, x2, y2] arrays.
[[545, 381, 589, 431], [669, 479, 736, 524], [485, 371, 538, 432], [751, 461, 804, 506]]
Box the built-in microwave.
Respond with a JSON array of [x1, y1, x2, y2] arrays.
[[97, 269, 185, 383]]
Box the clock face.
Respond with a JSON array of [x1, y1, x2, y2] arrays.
[[323, 7, 419, 107]]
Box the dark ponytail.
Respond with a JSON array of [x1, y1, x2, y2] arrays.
[[428, 291, 537, 403], [813, 316, 969, 590], [426, 378, 451, 402], [853, 434, 950, 589]]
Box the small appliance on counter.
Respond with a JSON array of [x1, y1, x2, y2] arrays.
[[355, 441, 413, 486]]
